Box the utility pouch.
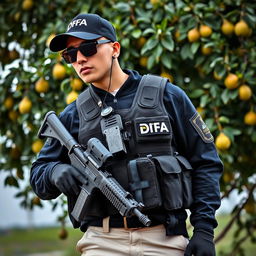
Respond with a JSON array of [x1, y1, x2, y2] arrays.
[[175, 155, 193, 208], [153, 155, 193, 211], [127, 157, 162, 210], [153, 155, 183, 210]]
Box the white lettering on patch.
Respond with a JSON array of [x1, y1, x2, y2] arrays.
[[67, 19, 87, 31], [139, 122, 170, 135]]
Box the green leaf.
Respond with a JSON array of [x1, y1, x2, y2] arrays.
[[141, 38, 158, 55], [210, 85, 218, 98], [214, 65, 226, 79], [114, 2, 131, 12], [189, 89, 205, 98], [175, 0, 186, 10], [161, 54, 172, 69], [191, 42, 200, 54], [136, 8, 152, 23], [5, 176, 19, 188], [203, 83, 214, 89], [203, 13, 222, 28], [155, 45, 163, 59], [121, 38, 130, 48], [153, 9, 164, 23], [160, 18, 168, 30], [210, 57, 224, 68], [131, 29, 142, 39], [221, 89, 230, 104], [223, 127, 242, 140], [147, 55, 155, 70], [164, 3, 175, 15], [15, 191, 26, 198], [161, 36, 174, 52], [195, 55, 205, 67], [244, 14, 256, 27], [60, 78, 70, 93], [181, 44, 193, 60], [200, 94, 210, 108], [230, 90, 238, 100], [205, 118, 216, 131], [219, 116, 230, 124], [142, 28, 155, 36]]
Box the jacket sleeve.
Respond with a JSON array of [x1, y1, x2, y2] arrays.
[[164, 82, 223, 231], [30, 103, 79, 200]]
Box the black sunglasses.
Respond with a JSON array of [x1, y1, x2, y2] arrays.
[[61, 39, 111, 63]]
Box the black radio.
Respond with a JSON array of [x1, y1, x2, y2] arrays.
[[100, 106, 127, 156]]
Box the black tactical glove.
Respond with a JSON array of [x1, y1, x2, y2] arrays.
[[50, 164, 87, 196], [184, 229, 215, 256]]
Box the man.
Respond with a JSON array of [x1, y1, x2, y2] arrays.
[[30, 13, 223, 256]]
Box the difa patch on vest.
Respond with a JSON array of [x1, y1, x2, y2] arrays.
[[190, 113, 214, 143], [135, 117, 171, 136]]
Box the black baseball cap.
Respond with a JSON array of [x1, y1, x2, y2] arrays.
[[49, 13, 117, 52]]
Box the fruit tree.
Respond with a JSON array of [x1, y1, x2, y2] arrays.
[[0, 0, 255, 253]]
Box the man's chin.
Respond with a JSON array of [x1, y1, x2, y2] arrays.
[[80, 74, 94, 84]]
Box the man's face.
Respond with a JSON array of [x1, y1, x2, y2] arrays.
[[65, 36, 114, 88]]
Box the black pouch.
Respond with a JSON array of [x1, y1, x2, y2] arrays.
[[128, 157, 162, 210], [153, 155, 183, 210], [175, 155, 193, 208]]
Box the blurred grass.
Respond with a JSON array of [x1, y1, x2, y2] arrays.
[[0, 226, 82, 256], [0, 214, 255, 256], [214, 214, 255, 256]]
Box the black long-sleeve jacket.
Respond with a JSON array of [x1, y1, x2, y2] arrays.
[[30, 69, 223, 234]]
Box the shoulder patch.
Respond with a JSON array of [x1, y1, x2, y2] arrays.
[[189, 113, 214, 143]]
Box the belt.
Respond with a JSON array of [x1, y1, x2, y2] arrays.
[[87, 215, 162, 232]]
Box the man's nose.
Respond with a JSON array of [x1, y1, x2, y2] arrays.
[[77, 50, 88, 64]]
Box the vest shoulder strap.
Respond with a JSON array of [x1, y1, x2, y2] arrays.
[[138, 74, 168, 108], [76, 86, 101, 121]]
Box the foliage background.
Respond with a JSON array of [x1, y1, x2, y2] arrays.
[[0, 0, 255, 255]]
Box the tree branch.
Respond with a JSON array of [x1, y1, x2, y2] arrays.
[[215, 183, 256, 244], [221, 182, 237, 200]]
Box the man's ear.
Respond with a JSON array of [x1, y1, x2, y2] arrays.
[[112, 41, 121, 58]]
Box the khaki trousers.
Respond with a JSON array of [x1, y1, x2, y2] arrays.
[[76, 224, 188, 256]]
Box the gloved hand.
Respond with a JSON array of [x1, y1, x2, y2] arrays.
[[50, 164, 87, 196], [184, 229, 215, 256]]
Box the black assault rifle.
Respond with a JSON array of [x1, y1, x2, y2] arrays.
[[38, 111, 151, 227]]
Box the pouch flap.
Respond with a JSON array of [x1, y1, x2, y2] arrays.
[[153, 155, 181, 174], [139, 86, 159, 108], [175, 155, 193, 170], [81, 97, 100, 120]]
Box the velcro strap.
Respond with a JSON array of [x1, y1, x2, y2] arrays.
[[128, 160, 149, 203], [129, 180, 149, 191]]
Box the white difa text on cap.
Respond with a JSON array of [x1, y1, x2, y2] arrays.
[[67, 19, 87, 31]]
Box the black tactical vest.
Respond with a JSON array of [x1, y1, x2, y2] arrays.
[[75, 74, 193, 218]]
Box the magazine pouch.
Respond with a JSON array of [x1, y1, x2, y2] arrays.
[[153, 155, 193, 210], [128, 157, 162, 210]]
